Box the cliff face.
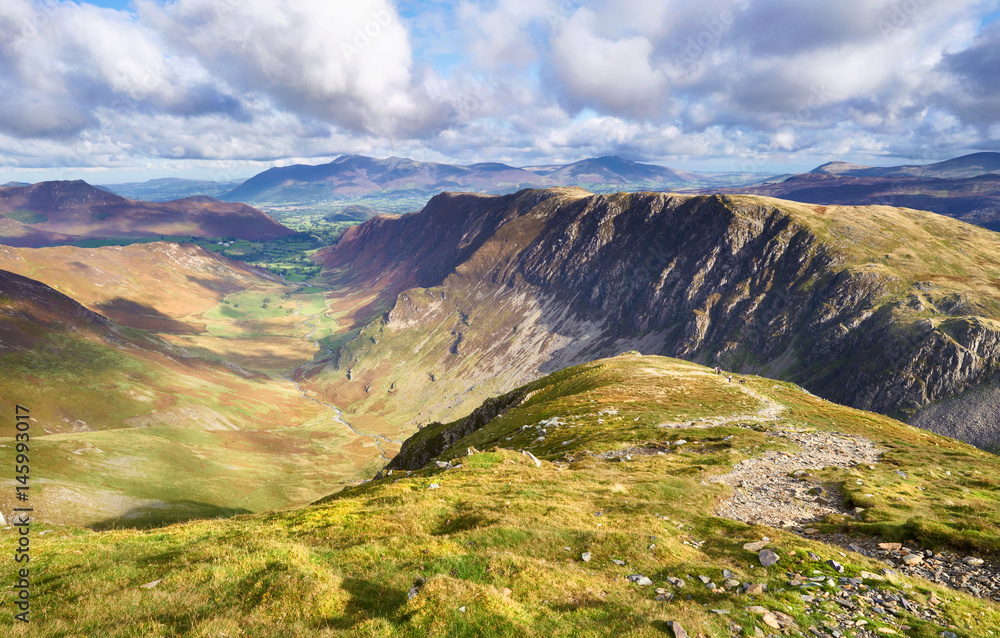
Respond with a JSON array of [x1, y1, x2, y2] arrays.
[[314, 188, 1000, 448]]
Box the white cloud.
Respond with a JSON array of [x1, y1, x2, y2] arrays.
[[547, 8, 667, 117], [137, 0, 447, 136], [0, 0, 1000, 180]]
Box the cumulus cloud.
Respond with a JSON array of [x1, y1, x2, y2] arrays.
[[0, 0, 241, 139], [1, 0, 1000, 178], [137, 0, 450, 136], [547, 9, 667, 117], [932, 21, 1000, 127]]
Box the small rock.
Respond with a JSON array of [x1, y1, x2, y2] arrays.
[[745, 605, 769, 614], [878, 542, 902, 551], [407, 587, 419, 600], [628, 574, 653, 586], [667, 620, 687, 638], [582, 552, 591, 562], [428, 483, 440, 490], [744, 540, 769, 552], [803, 528, 820, 535], [827, 559, 845, 573], [655, 592, 675, 602], [771, 611, 796, 628], [435, 461, 451, 469], [744, 583, 765, 595], [941, 633, 958, 638], [140, 579, 162, 589], [902, 554, 924, 566], [674, 440, 687, 446], [963, 556, 985, 566], [667, 576, 685, 587], [458, 606, 466, 613], [759, 549, 780, 567], [522, 451, 541, 467], [761, 613, 781, 629], [699, 575, 711, 584], [724, 579, 741, 589], [612, 559, 626, 566]]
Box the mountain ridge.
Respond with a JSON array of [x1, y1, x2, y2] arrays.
[[724, 152, 1000, 231], [310, 187, 1000, 449], [0, 180, 295, 245]]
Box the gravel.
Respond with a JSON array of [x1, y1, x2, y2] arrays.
[[714, 429, 882, 528]]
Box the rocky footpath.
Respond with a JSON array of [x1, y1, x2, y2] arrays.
[[713, 429, 882, 528], [802, 533, 1000, 604], [610, 533, 971, 638]]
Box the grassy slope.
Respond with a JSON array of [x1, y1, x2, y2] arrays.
[[6, 355, 999, 637], [0, 245, 387, 528], [742, 195, 1000, 314]]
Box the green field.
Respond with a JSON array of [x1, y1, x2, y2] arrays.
[[50, 213, 356, 281], [2, 209, 49, 224]]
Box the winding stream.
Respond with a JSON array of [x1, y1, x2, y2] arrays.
[[283, 301, 400, 463]]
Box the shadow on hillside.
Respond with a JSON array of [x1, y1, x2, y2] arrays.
[[95, 297, 201, 334], [88, 500, 252, 531], [320, 578, 408, 630], [186, 275, 242, 294]]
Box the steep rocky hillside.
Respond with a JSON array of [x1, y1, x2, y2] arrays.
[[0, 180, 294, 245], [6, 354, 1000, 637], [311, 188, 1000, 449]]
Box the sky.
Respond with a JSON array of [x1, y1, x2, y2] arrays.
[[1, 0, 1000, 183]]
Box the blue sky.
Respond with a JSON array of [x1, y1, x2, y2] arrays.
[[86, 0, 133, 8], [2, 0, 1000, 183]]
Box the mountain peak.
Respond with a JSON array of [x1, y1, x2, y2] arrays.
[[808, 161, 873, 175]]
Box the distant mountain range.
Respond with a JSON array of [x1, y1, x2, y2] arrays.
[[221, 154, 729, 206], [95, 155, 765, 215], [0, 180, 294, 246], [99, 177, 244, 202], [809, 152, 1000, 179], [68, 150, 1000, 227], [724, 152, 1000, 230]]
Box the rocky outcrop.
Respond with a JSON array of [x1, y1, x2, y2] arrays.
[[315, 189, 1000, 448], [385, 385, 536, 471]]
